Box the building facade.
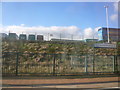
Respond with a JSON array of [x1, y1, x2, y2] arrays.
[[37, 35, 44, 41], [98, 27, 120, 42], [19, 34, 27, 40], [28, 34, 35, 41], [85, 39, 98, 42], [8, 33, 18, 40], [0, 33, 8, 39]]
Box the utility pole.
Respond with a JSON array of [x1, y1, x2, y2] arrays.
[[35, 32, 37, 40], [8, 30, 10, 36], [48, 33, 49, 41], [104, 6, 110, 43], [60, 33, 61, 40], [81, 33, 84, 40], [93, 30, 94, 40], [71, 34, 73, 40]]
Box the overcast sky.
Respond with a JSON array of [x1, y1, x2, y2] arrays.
[[0, 2, 118, 40]]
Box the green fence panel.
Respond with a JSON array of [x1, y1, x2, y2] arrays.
[[2, 52, 119, 76]]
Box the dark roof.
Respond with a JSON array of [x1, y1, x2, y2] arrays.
[[19, 34, 26, 35], [98, 27, 120, 31]]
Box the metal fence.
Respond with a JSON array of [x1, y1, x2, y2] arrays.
[[2, 52, 119, 76]]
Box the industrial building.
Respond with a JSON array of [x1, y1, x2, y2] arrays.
[[8, 33, 18, 40], [28, 34, 35, 41], [19, 34, 27, 40], [98, 27, 120, 42], [37, 35, 44, 41], [51, 38, 71, 41], [0, 33, 8, 39], [1, 33, 44, 41], [85, 39, 98, 42], [51, 38, 84, 42]]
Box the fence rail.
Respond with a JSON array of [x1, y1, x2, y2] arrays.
[[2, 52, 120, 76]]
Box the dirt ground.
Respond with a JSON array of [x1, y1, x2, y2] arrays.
[[2, 76, 119, 88], [2, 77, 119, 85]]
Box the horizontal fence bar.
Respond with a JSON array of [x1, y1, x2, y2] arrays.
[[2, 52, 120, 56]]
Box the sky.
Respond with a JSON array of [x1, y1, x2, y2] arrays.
[[0, 2, 118, 40]]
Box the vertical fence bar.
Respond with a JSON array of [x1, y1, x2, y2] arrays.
[[92, 55, 95, 73], [113, 55, 115, 73], [115, 55, 118, 74], [114, 55, 118, 73], [53, 54, 56, 76], [60, 53, 62, 62], [117, 56, 120, 73], [16, 52, 19, 76], [71, 55, 73, 66], [85, 55, 88, 73]]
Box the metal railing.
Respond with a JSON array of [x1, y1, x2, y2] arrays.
[[2, 52, 119, 76]]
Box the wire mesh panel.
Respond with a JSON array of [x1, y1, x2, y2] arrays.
[[94, 55, 114, 72], [84, 55, 93, 73], [2, 52, 118, 76], [18, 53, 54, 75], [55, 54, 85, 75], [2, 52, 17, 75], [116, 55, 120, 73]]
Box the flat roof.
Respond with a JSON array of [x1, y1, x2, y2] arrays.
[[98, 27, 120, 31]]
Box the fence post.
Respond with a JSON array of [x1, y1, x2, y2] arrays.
[[71, 55, 73, 66], [114, 55, 119, 74], [16, 52, 19, 76], [92, 55, 95, 73], [113, 55, 115, 73], [117, 55, 120, 74], [60, 53, 62, 61], [85, 55, 88, 73], [92, 47, 95, 73], [53, 54, 56, 76]]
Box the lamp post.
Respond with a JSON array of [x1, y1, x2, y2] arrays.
[[104, 6, 110, 43]]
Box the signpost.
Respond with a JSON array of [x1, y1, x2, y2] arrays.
[[94, 43, 116, 48]]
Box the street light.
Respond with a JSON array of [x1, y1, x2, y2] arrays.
[[104, 6, 110, 43]]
